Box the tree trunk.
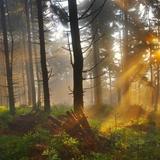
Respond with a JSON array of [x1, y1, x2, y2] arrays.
[[22, 31, 31, 106], [154, 64, 159, 111], [30, 0, 42, 107], [0, 42, 7, 106], [36, 0, 51, 112], [0, 0, 15, 115], [25, 0, 36, 109], [109, 69, 112, 105], [122, 0, 130, 107], [34, 46, 42, 108], [91, 15, 103, 108], [68, 0, 84, 113]]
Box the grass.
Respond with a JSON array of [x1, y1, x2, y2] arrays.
[[51, 105, 72, 117]]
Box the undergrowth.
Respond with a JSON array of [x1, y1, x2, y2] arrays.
[[0, 106, 160, 160]]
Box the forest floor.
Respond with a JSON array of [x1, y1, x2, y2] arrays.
[[0, 105, 160, 160]]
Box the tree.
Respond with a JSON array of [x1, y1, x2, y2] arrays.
[[68, 0, 84, 113], [36, 0, 51, 112], [25, 0, 37, 109], [91, 14, 103, 107], [121, 0, 130, 107], [90, 0, 116, 107], [0, 0, 15, 114]]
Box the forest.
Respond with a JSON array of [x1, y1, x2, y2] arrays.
[[0, 0, 160, 159]]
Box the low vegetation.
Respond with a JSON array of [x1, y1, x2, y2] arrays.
[[0, 106, 160, 160]]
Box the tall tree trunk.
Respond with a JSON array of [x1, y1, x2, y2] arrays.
[[30, 0, 42, 107], [34, 46, 42, 108], [68, 0, 84, 113], [154, 64, 160, 111], [122, 0, 130, 107], [21, 56, 27, 105], [0, 0, 15, 115], [91, 14, 103, 108], [25, 0, 36, 109], [22, 31, 32, 106], [0, 47, 7, 105], [109, 69, 112, 105], [147, 6, 154, 108], [117, 26, 123, 105], [36, 0, 51, 112], [153, 15, 160, 111]]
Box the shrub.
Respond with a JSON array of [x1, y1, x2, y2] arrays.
[[107, 128, 160, 160], [43, 132, 81, 160], [0, 128, 50, 160], [0, 136, 29, 160]]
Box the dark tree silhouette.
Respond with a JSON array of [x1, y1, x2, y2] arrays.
[[68, 0, 84, 113], [36, 0, 51, 112], [0, 0, 15, 115]]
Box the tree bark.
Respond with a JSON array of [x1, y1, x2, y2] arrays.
[[154, 64, 159, 111], [30, 0, 42, 107], [22, 31, 31, 106], [0, 0, 15, 115], [91, 18, 103, 108], [68, 0, 84, 113], [122, 0, 130, 107], [25, 0, 37, 109], [36, 0, 51, 112]]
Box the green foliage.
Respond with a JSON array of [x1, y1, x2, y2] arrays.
[[23, 128, 50, 144], [0, 128, 50, 160], [1, 105, 160, 160], [42, 149, 60, 160], [0, 106, 32, 129], [0, 107, 13, 129], [44, 132, 112, 160], [1, 121, 160, 160], [88, 119, 101, 130], [16, 107, 32, 115], [107, 128, 160, 160], [0, 106, 8, 113], [44, 132, 81, 160], [0, 136, 29, 160], [51, 105, 72, 117], [86, 152, 112, 160]]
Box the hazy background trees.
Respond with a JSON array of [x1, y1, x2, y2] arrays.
[[0, 0, 160, 114]]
